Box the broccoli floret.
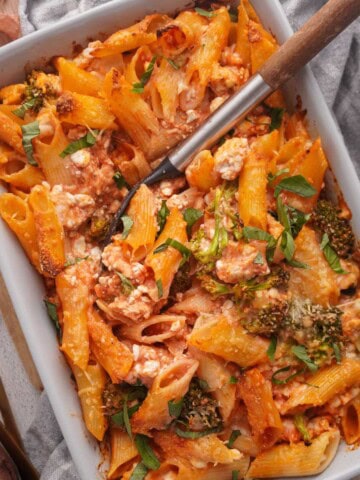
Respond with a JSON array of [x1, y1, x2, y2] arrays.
[[102, 382, 147, 417], [89, 215, 110, 240], [286, 299, 343, 352], [197, 274, 232, 297], [169, 263, 192, 298], [243, 302, 289, 337], [312, 200, 355, 258], [179, 378, 222, 431]]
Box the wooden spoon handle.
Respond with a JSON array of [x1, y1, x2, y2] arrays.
[[259, 0, 360, 90]]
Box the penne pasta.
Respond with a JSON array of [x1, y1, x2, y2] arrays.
[[246, 431, 340, 478], [54, 57, 103, 97], [282, 359, 360, 414], [28, 184, 65, 277], [108, 429, 138, 479], [239, 368, 283, 450], [123, 184, 157, 261], [146, 207, 188, 299], [88, 308, 133, 383], [342, 395, 360, 444], [131, 358, 198, 434], [0, 111, 24, 153], [71, 362, 107, 441], [119, 314, 186, 344], [188, 315, 269, 367]]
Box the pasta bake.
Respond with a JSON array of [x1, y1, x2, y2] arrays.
[[0, 1, 359, 479]]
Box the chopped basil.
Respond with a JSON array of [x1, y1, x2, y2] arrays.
[[232, 470, 239, 480], [227, 430, 241, 448], [153, 238, 191, 266], [156, 279, 163, 299], [183, 207, 203, 236], [130, 462, 148, 480], [132, 56, 157, 94], [266, 336, 277, 362], [287, 206, 310, 238], [274, 175, 317, 199], [287, 258, 310, 269], [242, 226, 277, 263], [44, 300, 61, 339], [267, 168, 290, 186], [134, 434, 160, 470], [168, 398, 184, 418], [59, 130, 98, 158], [165, 57, 180, 70], [195, 7, 217, 17], [111, 403, 140, 426], [21, 121, 40, 166], [294, 414, 311, 445], [291, 345, 318, 372], [253, 252, 264, 265], [320, 234, 347, 274], [280, 230, 295, 262], [113, 171, 129, 189], [332, 343, 342, 363], [269, 107, 284, 132], [175, 425, 222, 439], [64, 256, 88, 267], [115, 271, 135, 295], [123, 395, 133, 439], [271, 366, 305, 385], [12, 97, 38, 119], [276, 195, 291, 232], [229, 376, 238, 384], [121, 215, 134, 240], [157, 201, 170, 235]]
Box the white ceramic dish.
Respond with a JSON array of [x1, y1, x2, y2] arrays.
[[0, 1, 359, 479]]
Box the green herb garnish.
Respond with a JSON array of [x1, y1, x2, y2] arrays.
[[115, 271, 135, 295], [168, 398, 184, 418], [195, 7, 217, 18], [291, 345, 318, 372], [134, 434, 160, 470], [320, 233, 347, 274], [21, 121, 40, 166], [59, 130, 98, 158], [183, 208, 203, 236], [121, 215, 134, 240], [132, 56, 157, 94], [44, 299, 61, 339], [157, 201, 170, 235], [227, 430, 241, 448], [274, 175, 317, 199], [12, 97, 38, 119], [266, 336, 277, 361], [156, 279, 163, 299], [113, 171, 129, 189], [175, 425, 222, 439], [130, 462, 148, 480], [271, 366, 305, 385]]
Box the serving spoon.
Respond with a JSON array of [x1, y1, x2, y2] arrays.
[[104, 0, 360, 246]]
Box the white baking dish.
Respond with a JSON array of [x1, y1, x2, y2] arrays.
[[0, 1, 359, 479]]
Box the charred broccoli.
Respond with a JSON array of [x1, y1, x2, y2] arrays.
[[102, 382, 147, 417], [178, 378, 222, 431], [243, 302, 289, 337], [312, 200, 355, 258]]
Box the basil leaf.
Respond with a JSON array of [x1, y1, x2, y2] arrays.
[[266, 336, 277, 362], [242, 226, 277, 263], [320, 234, 347, 274], [115, 271, 135, 295], [44, 300, 61, 339], [287, 258, 310, 269], [229, 376, 238, 384], [268, 168, 290, 186], [122, 394, 133, 439], [134, 434, 160, 470], [271, 366, 305, 385], [130, 462, 148, 480], [111, 403, 140, 426], [175, 425, 222, 439], [64, 256, 88, 267], [113, 171, 129, 189], [287, 206, 310, 238], [280, 230, 295, 261], [195, 7, 217, 17], [291, 345, 318, 372], [12, 97, 38, 119], [132, 56, 157, 93], [156, 279, 163, 299], [154, 238, 191, 266], [227, 430, 241, 449], [276, 196, 291, 232], [121, 215, 134, 240], [332, 343, 342, 363], [168, 398, 184, 418], [165, 57, 179, 70], [269, 107, 284, 132], [253, 252, 264, 265], [157, 201, 170, 235], [183, 208, 203, 236], [274, 175, 317, 199], [21, 121, 40, 166], [59, 130, 98, 158], [232, 471, 239, 480], [294, 414, 311, 445]]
